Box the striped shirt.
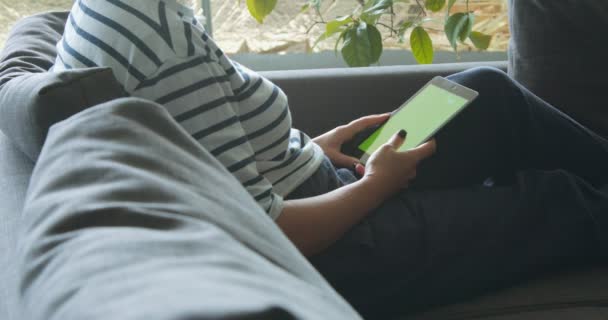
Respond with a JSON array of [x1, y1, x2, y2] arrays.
[[52, 0, 324, 219]]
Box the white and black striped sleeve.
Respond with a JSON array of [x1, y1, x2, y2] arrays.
[[133, 55, 284, 219]]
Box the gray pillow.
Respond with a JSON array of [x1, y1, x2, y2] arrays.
[[19, 98, 360, 320], [508, 0, 608, 138], [0, 11, 68, 86], [0, 68, 127, 161], [0, 11, 126, 161]]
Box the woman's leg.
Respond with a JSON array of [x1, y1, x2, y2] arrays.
[[413, 67, 608, 189], [309, 68, 608, 318], [311, 169, 607, 319]]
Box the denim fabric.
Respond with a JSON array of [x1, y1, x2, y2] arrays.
[[286, 156, 356, 200], [292, 67, 608, 319]]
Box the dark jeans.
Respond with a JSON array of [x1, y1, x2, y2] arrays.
[[287, 67, 608, 319]]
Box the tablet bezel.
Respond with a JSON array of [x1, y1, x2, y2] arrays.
[[358, 76, 479, 165]]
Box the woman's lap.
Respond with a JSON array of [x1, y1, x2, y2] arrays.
[[310, 169, 604, 318], [415, 67, 608, 189], [288, 67, 608, 318]]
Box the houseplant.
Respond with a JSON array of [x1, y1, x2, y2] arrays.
[[245, 0, 493, 66]]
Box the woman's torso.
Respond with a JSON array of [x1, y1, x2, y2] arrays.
[[53, 0, 325, 218]]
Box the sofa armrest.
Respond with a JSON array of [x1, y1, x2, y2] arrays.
[[0, 131, 33, 320], [263, 61, 507, 137]]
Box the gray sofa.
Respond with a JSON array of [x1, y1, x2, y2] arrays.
[[2, 10, 608, 320]]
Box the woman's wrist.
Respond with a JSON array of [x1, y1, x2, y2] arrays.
[[279, 175, 390, 256], [356, 175, 394, 205]]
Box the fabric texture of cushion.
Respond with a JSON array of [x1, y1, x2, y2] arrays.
[[0, 68, 127, 161], [508, 0, 608, 138], [0, 131, 34, 320], [18, 97, 360, 320], [0, 12, 67, 86], [0, 11, 126, 161]]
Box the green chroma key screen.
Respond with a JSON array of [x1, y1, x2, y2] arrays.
[[359, 84, 468, 153]]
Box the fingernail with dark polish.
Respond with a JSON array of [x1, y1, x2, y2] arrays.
[[356, 164, 366, 176], [398, 129, 407, 138]]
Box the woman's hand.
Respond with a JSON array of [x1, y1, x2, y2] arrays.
[[279, 129, 436, 257], [362, 130, 437, 198], [313, 113, 390, 168]]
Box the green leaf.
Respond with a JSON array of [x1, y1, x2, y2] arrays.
[[469, 31, 492, 49], [367, 24, 383, 64], [326, 16, 353, 35], [246, 0, 278, 24], [444, 12, 473, 50], [363, 0, 393, 15], [313, 16, 353, 48], [361, 0, 393, 25], [410, 26, 433, 64], [425, 0, 446, 12], [341, 23, 369, 67], [335, 29, 347, 54], [300, 3, 310, 13], [341, 22, 383, 67], [444, 13, 465, 50], [459, 12, 474, 42]]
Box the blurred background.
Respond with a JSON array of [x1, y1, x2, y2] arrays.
[[0, 0, 509, 69]]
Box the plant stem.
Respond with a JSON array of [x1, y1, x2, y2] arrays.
[[376, 22, 399, 34], [414, 0, 427, 16], [306, 21, 325, 34], [390, 4, 395, 37], [315, 7, 326, 23]]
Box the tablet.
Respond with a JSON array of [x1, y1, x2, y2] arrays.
[[345, 76, 479, 165]]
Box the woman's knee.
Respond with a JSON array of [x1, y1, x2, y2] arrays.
[[447, 66, 512, 92]]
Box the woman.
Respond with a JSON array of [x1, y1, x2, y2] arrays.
[[53, 0, 608, 317]]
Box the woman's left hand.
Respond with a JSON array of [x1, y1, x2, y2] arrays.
[[312, 113, 390, 168]]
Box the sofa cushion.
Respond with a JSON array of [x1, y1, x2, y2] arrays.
[[0, 131, 34, 320], [0, 11, 126, 161], [18, 97, 360, 320], [408, 266, 608, 320], [0, 68, 127, 161], [508, 1, 608, 138], [0, 11, 67, 86]]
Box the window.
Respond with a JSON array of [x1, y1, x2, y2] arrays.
[[0, 0, 509, 70], [205, 0, 510, 70], [0, 1, 73, 47]]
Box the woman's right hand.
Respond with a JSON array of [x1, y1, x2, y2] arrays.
[[361, 130, 437, 198], [278, 129, 436, 256]]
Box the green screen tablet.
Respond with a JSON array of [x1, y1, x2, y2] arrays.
[[358, 76, 478, 164]]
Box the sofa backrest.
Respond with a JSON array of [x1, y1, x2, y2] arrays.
[[264, 61, 507, 137]]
